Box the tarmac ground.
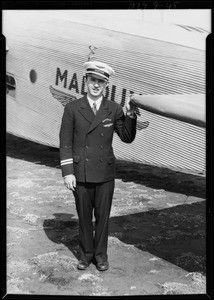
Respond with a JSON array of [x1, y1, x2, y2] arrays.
[[6, 133, 206, 296]]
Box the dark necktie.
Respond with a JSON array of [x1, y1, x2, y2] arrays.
[[92, 102, 97, 115]]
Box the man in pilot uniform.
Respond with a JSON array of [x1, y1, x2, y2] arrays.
[[59, 60, 137, 271]]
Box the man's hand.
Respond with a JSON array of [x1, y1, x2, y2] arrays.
[[125, 95, 136, 117], [64, 174, 76, 191]]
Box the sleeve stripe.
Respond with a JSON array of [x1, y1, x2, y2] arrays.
[[61, 158, 73, 166], [61, 162, 73, 166], [61, 158, 73, 163]]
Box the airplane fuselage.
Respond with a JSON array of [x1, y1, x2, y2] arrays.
[[4, 10, 207, 174]]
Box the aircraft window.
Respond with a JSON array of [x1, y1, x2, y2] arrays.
[[6, 74, 16, 98], [30, 69, 37, 83]]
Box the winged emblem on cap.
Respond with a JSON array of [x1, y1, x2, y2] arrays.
[[49, 85, 77, 107]]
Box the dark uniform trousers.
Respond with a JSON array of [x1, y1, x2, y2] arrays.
[[60, 95, 136, 264], [73, 180, 114, 263]]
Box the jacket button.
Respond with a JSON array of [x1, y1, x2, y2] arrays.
[[85, 158, 89, 161], [100, 158, 103, 162], [100, 133, 104, 137], [85, 145, 88, 149], [100, 145, 103, 149]]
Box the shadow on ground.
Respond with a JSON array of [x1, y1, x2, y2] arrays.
[[6, 133, 205, 198], [109, 201, 206, 275], [43, 213, 80, 261], [6, 133, 206, 274], [43, 200, 206, 275]]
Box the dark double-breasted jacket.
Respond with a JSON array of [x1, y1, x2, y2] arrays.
[[59, 95, 136, 182]]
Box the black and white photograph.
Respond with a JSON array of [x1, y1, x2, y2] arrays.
[[3, 7, 212, 297]]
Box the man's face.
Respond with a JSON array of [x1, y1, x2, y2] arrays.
[[86, 74, 108, 99]]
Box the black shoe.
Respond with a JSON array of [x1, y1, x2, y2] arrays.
[[77, 260, 90, 270], [96, 261, 109, 271]]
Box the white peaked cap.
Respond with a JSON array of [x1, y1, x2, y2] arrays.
[[83, 60, 115, 81]]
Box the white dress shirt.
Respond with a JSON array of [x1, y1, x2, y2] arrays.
[[87, 94, 136, 118], [87, 95, 103, 111]]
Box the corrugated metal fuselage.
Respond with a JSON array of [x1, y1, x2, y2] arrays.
[[4, 11, 206, 174]]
